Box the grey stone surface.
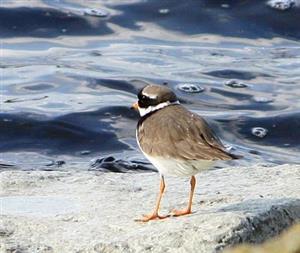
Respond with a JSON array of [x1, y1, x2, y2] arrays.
[[0, 164, 300, 253]]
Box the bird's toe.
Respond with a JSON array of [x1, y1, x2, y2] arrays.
[[135, 213, 169, 222], [170, 209, 192, 217]]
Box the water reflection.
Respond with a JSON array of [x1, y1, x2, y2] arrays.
[[1, 0, 300, 169]]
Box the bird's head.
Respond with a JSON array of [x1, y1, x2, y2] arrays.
[[131, 85, 179, 117]]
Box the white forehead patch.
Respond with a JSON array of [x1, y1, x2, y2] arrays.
[[142, 91, 157, 99]]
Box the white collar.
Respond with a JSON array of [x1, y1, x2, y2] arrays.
[[138, 100, 180, 117]]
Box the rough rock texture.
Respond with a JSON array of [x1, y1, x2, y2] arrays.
[[224, 223, 300, 253], [0, 164, 300, 253]]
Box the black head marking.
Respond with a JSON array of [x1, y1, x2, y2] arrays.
[[137, 85, 178, 108]]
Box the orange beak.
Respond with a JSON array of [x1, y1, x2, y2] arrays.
[[131, 101, 139, 111]]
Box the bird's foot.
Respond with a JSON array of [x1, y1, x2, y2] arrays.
[[170, 208, 192, 217], [135, 213, 169, 222]]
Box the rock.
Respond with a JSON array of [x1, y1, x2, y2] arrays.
[[0, 164, 300, 253], [224, 223, 300, 253], [89, 156, 155, 173]]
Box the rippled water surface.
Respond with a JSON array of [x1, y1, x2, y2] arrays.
[[1, 0, 300, 171]]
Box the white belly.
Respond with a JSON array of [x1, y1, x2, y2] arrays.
[[136, 130, 214, 177], [144, 154, 214, 177]]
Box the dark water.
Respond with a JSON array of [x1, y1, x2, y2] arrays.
[[1, 0, 300, 171]]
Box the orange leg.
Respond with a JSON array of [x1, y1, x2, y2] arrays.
[[171, 176, 196, 217], [136, 175, 169, 222]]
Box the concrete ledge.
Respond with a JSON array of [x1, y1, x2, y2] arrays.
[[1, 164, 300, 253], [224, 223, 300, 253]]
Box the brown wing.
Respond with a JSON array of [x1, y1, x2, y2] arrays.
[[138, 105, 236, 161]]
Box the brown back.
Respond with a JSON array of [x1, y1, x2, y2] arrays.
[[137, 104, 235, 161]]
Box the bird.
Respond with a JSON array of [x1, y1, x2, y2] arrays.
[[131, 84, 239, 222]]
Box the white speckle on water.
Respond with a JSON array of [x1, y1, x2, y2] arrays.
[[251, 127, 268, 138], [224, 144, 235, 151], [83, 8, 108, 17], [225, 80, 248, 88], [80, 150, 91, 155], [221, 4, 230, 8], [158, 8, 170, 14], [253, 96, 274, 103], [267, 0, 297, 10], [177, 83, 204, 93]]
